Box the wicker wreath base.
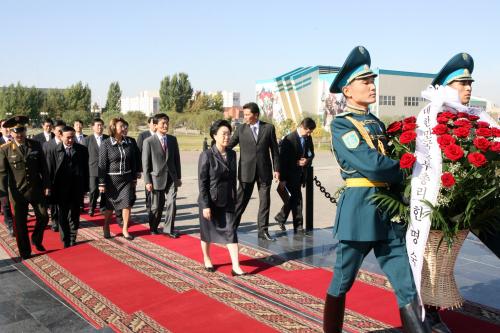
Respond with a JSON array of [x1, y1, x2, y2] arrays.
[[421, 229, 469, 309]]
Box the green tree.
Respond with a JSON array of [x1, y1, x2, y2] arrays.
[[101, 110, 124, 130], [124, 111, 147, 132], [159, 72, 193, 113], [62, 110, 93, 126], [65, 81, 91, 112], [104, 81, 121, 113], [0, 83, 44, 123], [40, 89, 67, 119], [276, 118, 296, 139]]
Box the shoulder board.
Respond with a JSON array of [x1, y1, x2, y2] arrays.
[[1, 142, 10, 148], [335, 112, 352, 117]]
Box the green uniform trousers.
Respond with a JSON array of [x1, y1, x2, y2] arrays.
[[328, 237, 417, 307], [9, 194, 48, 258]]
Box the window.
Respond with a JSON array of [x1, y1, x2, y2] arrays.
[[379, 95, 396, 106], [404, 96, 420, 107]]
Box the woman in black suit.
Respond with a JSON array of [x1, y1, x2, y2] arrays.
[[98, 118, 137, 240], [198, 120, 246, 276]]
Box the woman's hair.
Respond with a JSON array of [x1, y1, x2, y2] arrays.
[[209, 119, 232, 146], [108, 117, 126, 138]]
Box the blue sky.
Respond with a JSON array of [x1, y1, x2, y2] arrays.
[[1, 0, 499, 105]]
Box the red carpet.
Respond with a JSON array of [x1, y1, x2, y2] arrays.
[[1, 213, 499, 333]]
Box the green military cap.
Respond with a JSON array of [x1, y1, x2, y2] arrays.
[[431, 53, 474, 86], [3, 115, 29, 132], [330, 46, 378, 93]]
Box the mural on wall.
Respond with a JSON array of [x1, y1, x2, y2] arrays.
[[319, 75, 345, 129], [256, 84, 284, 122]]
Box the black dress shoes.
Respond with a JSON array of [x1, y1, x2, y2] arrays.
[[258, 231, 276, 241], [7, 226, 14, 237], [165, 232, 180, 239], [276, 220, 286, 231], [204, 266, 215, 272], [32, 242, 46, 252], [51, 225, 59, 232], [88, 210, 94, 217], [231, 269, 248, 277], [123, 234, 135, 241], [21, 254, 32, 260], [150, 229, 159, 235]]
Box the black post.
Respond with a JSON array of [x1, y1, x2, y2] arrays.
[[202, 137, 208, 151], [305, 165, 313, 231]]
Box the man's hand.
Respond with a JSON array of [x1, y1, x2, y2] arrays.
[[44, 188, 51, 196], [297, 158, 308, 167], [99, 186, 105, 193], [278, 180, 286, 190], [146, 183, 153, 192], [175, 179, 182, 187], [273, 171, 280, 182], [202, 208, 211, 221]]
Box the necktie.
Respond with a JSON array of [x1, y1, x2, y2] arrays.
[[65, 147, 71, 157], [19, 144, 26, 155], [300, 136, 305, 150], [97, 136, 101, 147], [162, 136, 168, 153], [252, 126, 258, 142]]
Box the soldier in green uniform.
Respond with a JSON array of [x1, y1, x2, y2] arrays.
[[0, 116, 50, 260], [322, 47, 429, 333]]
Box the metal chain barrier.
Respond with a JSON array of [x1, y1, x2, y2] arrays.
[[313, 176, 337, 204]]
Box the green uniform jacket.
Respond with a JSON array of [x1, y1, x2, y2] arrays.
[[0, 139, 50, 202], [331, 110, 404, 241]]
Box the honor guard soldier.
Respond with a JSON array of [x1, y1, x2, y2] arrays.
[[0, 116, 50, 260], [323, 47, 429, 333]]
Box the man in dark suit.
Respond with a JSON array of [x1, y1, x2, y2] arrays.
[[227, 102, 280, 241], [137, 116, 156, 215], [73, 119, 87, 145], [32, 118, 55, 145], [83, 118, 108, 217], [274, 118, 316, 234], [46, 126, 89, 247], [0, 119, 14, 236], [0, 116, 50, 260], [142, 113, 182, 238], [44, 120, 66, 232]]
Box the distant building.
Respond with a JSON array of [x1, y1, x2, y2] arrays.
[[121, 90, 159, 116], [223, 106, 243, 120], [221, 91, 240, 108], [256, 66, 496, 127]]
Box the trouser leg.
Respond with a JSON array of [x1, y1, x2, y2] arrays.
[[374, 237, 417, 307], [69, 198, 80, 243], [10, 195, 31, 258], [274, 203, 290, 224], [1, 196, 13, 232], [233, 181, 254, 228], [149, 189, 165, 232], [289, 184, 303, 229], [88, 176, 99, 212], [145, 188, 152, 214], [256, 180, 271, 234], [31, 201, 49, 246], [57, 203, 71, 246], [163, 180, 177, 234]]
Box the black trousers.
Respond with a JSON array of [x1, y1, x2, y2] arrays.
[[234, 179, 271, 234], [89, 176, 105, 212], [1, 196, 13, 231], [10, 195, 48, 258], [57, 197, 80, 246], [275, 182, 303, 228], [149, 179, 176, 234]]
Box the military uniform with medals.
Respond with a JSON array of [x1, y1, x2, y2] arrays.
[[0, 116, 50, 259]]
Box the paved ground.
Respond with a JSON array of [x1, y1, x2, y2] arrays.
[[0, 150, 498, 332]]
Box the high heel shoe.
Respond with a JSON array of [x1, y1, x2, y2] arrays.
[[204, 266, 215, 272], [231, 269, 247, 277]]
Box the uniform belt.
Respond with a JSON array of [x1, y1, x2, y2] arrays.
[[345, 178, 389, 188]]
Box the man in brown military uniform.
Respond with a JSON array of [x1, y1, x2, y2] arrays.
[[0, 116, 50, 260]]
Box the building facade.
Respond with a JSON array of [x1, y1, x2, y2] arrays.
[[121, 90, 159, 116]]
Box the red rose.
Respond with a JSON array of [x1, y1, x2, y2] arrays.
[[457, 112, 469, 118], [441, 172, 456, 188], [453, 119, 472, 128], [490, 142, 500, 152], [387, 121, 403, 134], [476, 128, 492, 137], [492, 128, 500, 137], [402, 123, 417, 131], [400, 131, 417, 144], [453, 127, 470, 138], [432, 124, 449, 135], [439, 111, 457, 120], [437, 116, 450, 124], [400, 153, 416, 169], [444, 144, 464, 161], [476, 121, 490, 128], [403, 116, 417, 124], [473, 137, 491, 152], [467, 152, 487, 167], [437, 134, 456, 148], [468, 115, 480, 121]]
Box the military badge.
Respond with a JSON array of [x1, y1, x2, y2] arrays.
[[342, 131, 360, 149], [462, 53, 468, 61]]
